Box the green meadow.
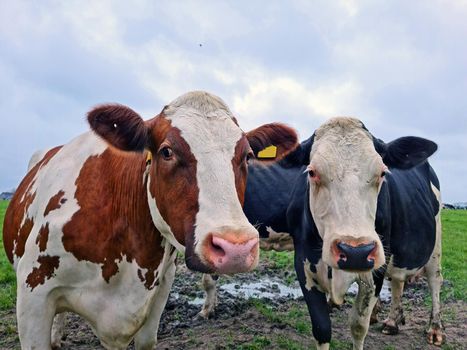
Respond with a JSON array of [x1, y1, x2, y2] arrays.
[[0, 200, 466, 311]]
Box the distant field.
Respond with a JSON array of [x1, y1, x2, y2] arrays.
[[441, 210, 467, 301], [0, 201, 466, 310], [0, 200, 15, 310]]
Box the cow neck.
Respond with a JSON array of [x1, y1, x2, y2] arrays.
[[304, 180, 324, 247], [62, 148, 165, 288], [244, 159, 305, 235]]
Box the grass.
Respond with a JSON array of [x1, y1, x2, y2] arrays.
[[260, 250, 296, 284], [440, 210, 467, 301], [237, 336, 271, 350], [329, 339, 352, 349], [0, 202, 465, 313], [0, 200, 16, 310], [261, 250, 294, 271], [250, 299, 311, 335], [276, 337, 306, 350]]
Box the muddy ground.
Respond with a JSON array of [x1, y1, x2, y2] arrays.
[[1, 255, 465, 350]]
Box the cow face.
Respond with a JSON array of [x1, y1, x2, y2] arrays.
[[88, 91, 298, 275], [306, 117, 437, 272]]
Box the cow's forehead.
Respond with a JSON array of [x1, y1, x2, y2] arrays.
[[311, 117, 381, 170], [163, 91, 243, 153], [164, 91, 234, 119], [314, 117, 371, 142]]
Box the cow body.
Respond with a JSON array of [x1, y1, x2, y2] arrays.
[[5, 133, 172, 349], [287, 158, 441, 349], [3, 91, 298, 349], [201, 118, 442, 348]]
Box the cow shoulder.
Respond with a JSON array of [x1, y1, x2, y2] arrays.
[[61, 147, 164, 288]]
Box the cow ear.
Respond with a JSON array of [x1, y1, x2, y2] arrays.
[[246, 123, 299, 161], [381, 136, 438, 169], [280, 134, 315, 167], [88, 104, 149, 152]]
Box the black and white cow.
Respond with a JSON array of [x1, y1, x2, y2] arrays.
[[201, 117, 442, 349]]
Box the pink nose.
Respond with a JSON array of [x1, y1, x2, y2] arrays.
[[205, 233, 259, 274]]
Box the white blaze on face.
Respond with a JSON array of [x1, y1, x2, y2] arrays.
[[162, 92, 257, 260], [308, 118, 386, 269]]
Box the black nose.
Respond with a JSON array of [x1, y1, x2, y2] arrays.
[[336, 242, 376, 271]]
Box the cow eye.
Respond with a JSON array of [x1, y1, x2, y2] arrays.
[[160, 147, 173, 160], [381, 171, 386, 178], [308, 169, 315, 178], [246, 151, 254, 162]]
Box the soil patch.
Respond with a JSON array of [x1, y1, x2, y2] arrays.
[[1, 258, 465, 349]]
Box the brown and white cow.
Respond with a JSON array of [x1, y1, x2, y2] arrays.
[[2, 91, 298, 349]]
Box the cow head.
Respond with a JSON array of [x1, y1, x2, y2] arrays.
[[301, 117, 437, 272], [88, 91, 298, 275]]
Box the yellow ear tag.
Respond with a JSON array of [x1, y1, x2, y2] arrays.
[[146, 152, 153, 165], [257, 145, 277, 159]]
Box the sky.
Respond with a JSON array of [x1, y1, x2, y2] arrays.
[[0, 0, 466, 203]]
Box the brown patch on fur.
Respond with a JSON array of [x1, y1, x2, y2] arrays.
[[232, 136, 250, 205], [3, 146, 62, 263], [44, 190, 66, 216], [34, 146, 62, 169], [36, 223, 50, 252], [62, 148, 165, 289], [246, 123, 298, 160], [148, 116, 199, 247], [16, 217, 35, 258], [25, 255, 60, 290]]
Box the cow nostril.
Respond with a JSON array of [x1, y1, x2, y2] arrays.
[[339, 253, 347, 261], [367, 244, 377, 263], [210, 237, 226, 257]]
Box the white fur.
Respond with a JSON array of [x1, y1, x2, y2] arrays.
[[349, 273, 378, 350], [330, 269, 356, 305], [307, 117, 386, 270], [164, 92, 257, 261], [199, 273, 218, 319], [27, 149, 50, 171], [14, 132, 180, 349], [303, 258, 328, 294]]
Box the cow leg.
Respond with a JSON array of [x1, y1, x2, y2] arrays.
[[51, 312, 67, 349], [199, 274, 218, 319], [17, 286, 56, 349], [382, 278, 405, 335], [370, 268, 385, 324], [134, 256, 177, 350], [302, 286, 331, 350], [295, 254, 331, 350], [425, 199, 443, 346], [349, 274, 378, 350], [370, 298, 381, 325]]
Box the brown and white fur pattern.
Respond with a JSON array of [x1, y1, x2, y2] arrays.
[[3, 91, 298, 349]]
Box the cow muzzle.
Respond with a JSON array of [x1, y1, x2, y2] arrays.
[[204, 231, 259, 275], [331, 239, 379, 272]]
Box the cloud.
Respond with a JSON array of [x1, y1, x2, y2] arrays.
[[0, 1, 466, 202]]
